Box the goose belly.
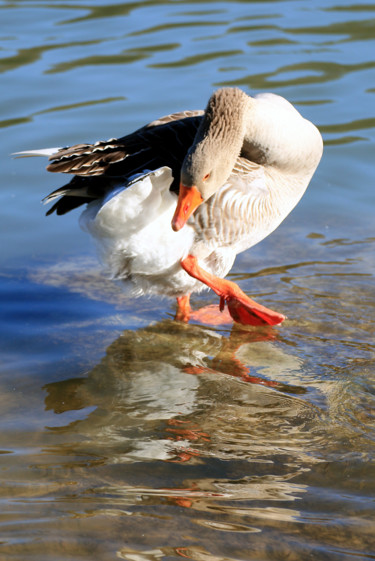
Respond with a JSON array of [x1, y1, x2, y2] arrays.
[[80, 167, 202, 297]]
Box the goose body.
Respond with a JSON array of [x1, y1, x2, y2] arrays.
[[19, 88, 323, 326]]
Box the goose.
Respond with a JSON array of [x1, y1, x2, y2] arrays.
[[17, 88, 323, 326]]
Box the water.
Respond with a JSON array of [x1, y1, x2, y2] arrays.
[[1, 0, 375, 559]]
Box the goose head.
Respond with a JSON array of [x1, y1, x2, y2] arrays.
[[172, 88, 248, 232]]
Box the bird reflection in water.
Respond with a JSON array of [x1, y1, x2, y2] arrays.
[[43, 320, 307, 466]]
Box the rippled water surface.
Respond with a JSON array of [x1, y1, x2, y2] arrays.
[[1, 1, 375, 559]]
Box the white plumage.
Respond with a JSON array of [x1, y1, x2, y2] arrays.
[[19, 88, 323, 326], [80, 167, 199, 296]]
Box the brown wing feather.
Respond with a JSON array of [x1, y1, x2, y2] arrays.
[[46, 112, 204, 177], [44, 112, 203, 214], [146, 109, 203, 128]]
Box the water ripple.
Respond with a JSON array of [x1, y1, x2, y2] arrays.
[[2, 0, 375, 559]]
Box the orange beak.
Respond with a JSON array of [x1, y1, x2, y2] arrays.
[[171, 184, 203, 232]]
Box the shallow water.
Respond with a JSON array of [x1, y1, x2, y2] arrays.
[[1, 0, 375, 559]]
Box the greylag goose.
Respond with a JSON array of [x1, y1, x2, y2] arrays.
[[18, 88, 323, 326]]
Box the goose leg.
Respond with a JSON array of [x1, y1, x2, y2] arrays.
[[175, 289, 234, 326], [180, 255, 285, 327], [175, 294, 191, 322]]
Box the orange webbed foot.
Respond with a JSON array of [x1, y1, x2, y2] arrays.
[[180, 255, 285, 327], [220, 293, 285, 327]]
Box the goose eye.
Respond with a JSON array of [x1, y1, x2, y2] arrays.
[[202, 173, 210, 182]]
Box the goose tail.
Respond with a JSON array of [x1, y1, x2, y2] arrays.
[[12, 148, 62, 158]]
